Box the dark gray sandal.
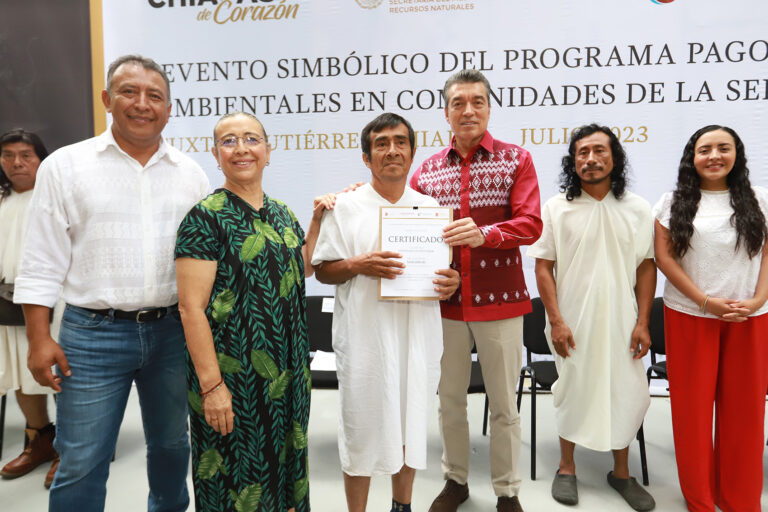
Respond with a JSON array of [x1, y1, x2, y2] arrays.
[[607, 471, 655, 511], [551, 470, 578, 505]]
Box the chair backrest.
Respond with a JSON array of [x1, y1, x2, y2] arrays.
[[648, 297, 665, 356], [306, 296, 334, 353], [523, 297, 551, 356]]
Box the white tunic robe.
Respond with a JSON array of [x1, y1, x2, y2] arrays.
[[311, 183, 443, 475], [527, 191, 653, 451], [0, 191, 56, 395]]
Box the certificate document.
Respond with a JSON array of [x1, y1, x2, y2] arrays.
[[379, 206, 452, 300]]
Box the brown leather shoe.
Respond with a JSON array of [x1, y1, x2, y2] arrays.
[[429, 479, 469, 512], [44, 457, 59, 489], [0, 423, 57, 479], [497, 496, 524, 512]]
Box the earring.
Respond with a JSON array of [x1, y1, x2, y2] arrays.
[[266, 162, 270, 166]]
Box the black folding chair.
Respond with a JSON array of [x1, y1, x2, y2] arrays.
[[0, 394, 6, 458], [517, 297, 557, 480], [637, 297, 666, 486], [306, 296, 338, 389]]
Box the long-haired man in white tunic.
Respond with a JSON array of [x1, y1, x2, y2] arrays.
[[311, 113, 460, 512], [527, 124, 656, 511]]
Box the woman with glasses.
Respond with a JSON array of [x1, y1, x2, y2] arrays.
[[175, 112, 333, 511], [0, 129, 60, 487]]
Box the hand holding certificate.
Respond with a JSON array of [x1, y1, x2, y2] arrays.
[[379, 206, 455, 300]]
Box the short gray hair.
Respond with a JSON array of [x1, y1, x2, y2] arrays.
[[106, 55, 171, 104], [442, 69, 491, 103]]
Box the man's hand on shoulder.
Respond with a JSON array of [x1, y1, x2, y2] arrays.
[[311, 193, 337, 222], [433, 268, 460, 300], [443, 217, 485, 248], [349, 251, 405, 279], [342, 181, 365, 193]]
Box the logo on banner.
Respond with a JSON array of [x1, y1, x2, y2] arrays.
[[147, 0, 302, 23], [356, 0, 384, 8], [386, 0, 476, 14]]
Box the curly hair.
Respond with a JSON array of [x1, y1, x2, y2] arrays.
[[559, 124, 627, 201], [0, 129, 49, 198], [668, 125, 767, 259]]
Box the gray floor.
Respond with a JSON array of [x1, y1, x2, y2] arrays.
[[1, 389, 766, 511]]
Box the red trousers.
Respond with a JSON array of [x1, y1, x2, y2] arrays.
[[665, 307, 768, 512]]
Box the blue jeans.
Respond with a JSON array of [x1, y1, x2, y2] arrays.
[[50, 305, 190, 512]]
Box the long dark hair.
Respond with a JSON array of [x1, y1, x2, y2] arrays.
[[669, 125, 767, 258], [0, 129, 49, 198], [560, 124, 628, 201]]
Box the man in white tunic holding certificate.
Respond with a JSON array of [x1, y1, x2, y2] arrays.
[[312, 113, 460, 512], [527, 125, 656, 511]]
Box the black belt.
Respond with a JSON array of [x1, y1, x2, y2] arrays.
[[81, 305, 177, 323]]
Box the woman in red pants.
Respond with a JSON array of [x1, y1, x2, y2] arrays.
[[654, 125, 768, 512]]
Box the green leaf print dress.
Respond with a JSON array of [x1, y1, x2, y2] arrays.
[[175, 189, 310, 512]]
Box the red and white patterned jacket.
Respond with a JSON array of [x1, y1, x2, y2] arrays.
[[410, 131, 542, 322]]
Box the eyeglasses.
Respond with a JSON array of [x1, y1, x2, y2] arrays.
[[216, 134, 265, 149]]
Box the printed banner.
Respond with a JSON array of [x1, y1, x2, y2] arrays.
[[98, 0, 768, 296]]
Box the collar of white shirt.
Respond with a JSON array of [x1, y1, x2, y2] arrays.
[[94, 126, 183, 168]]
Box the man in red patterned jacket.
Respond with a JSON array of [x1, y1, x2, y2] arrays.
[[410, 69, 542, 512]]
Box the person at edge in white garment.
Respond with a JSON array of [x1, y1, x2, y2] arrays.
[[312, 112, 460, 512], [528, 124, 656, 511]]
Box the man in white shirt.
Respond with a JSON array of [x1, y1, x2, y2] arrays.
[[311, 113, 459, 512], [14, 55, 209, 511], [527, 124, 656, 511]]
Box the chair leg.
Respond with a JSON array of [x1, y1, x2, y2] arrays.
[[637, 423, 648, 486], [482, 396, 490, 436], [0, 394, 6, 459], [516, 372, 524, 413], [531, 377, 537, 481]]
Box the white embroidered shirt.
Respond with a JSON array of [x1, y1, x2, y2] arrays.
[[14, 129, 209, 310]]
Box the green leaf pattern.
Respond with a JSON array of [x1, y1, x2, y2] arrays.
[[188, 390, 202, 415], [201, 190, 227, 211], [234, 483, 262, 512], [302, 365, 311, 394], [197, 448, 226, 480], [240, 233, 266, 262], [176, 190, 310, 511], [294, 476, 309, 503], [268, 370, 293, 400], [211, 289, 236, 324], [292, 421, 307, 450], [251, 350, 279, 380], [283, 227, 300, 248], [253, 219, 283, 244], [217, 352, 243, 374]]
